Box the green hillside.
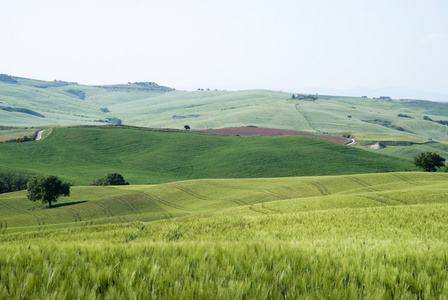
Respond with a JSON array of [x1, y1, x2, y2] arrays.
[[0, 171, 445, 233], [0, 126, 414, 185], [2, 75, 448, 141], [1, 172, 448, 298]]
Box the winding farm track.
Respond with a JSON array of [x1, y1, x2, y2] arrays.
[[35, 130, 44, 141]]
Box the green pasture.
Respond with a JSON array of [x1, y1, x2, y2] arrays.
[[0, 126, 415, 185], [1, 172, 448, 298]]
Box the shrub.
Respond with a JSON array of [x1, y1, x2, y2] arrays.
[[91, 173, 129, 186]]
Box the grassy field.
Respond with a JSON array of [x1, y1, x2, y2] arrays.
[[2, 75, 448, 298], [2, 76, 448, 142], [0, 126, 415, 185], [1, 172, 447, 298]]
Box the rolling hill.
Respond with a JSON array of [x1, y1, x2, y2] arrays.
[[0, 126, 415, 185], [0, 171, 445, 233], [2, 75, 448, 142]]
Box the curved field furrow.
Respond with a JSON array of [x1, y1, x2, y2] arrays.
[[114, 197, 143, 215], [308, 182, 330, 195], [228, 198, 248, 206], [360, 195, 393, 206], [259, 190, 285, 200], [173, 184, 207, 200], [261, 202, 283, 214], [89, 202, 115, 218], [249, 205, 270, 215], [61, 207, 82, 222], [346, 177, 378, 192], [203, 181, 256, 192], [144, 192, 197, 212], [391, 173, 421, 185]]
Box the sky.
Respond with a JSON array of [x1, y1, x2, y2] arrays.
[[1, 0, 448, 99]]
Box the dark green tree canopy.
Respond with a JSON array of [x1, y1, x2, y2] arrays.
[[413, 152, 446, 172], [91, 173, 129, 186], [0, 172, 30, 194], [27, 175, 70, 207]]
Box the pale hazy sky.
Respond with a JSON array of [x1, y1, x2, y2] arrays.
[[1, 0, 447, 95]]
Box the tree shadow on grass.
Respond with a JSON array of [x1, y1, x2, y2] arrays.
[[49, 201, 88, 209]]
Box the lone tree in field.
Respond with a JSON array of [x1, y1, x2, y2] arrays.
[[413, 152, 446, 172], [27, 175, 70, 208]]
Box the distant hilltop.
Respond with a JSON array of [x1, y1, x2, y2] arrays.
[[96, 81, 174, 92], [0, 73, 174, 91]]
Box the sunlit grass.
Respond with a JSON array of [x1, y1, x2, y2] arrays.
[[1, 201, 447, 299]]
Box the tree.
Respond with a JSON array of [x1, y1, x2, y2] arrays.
[[184, 125, 190, 130], [413, 152, 446, 172], [91, 173, 129, 186], [27, 175, 70, 208], [0, 172, 30, 194]]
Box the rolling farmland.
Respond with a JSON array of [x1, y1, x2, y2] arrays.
[[1, 75, 448, 298], [2, 76, 448, 142], [1, 173, 448, 298]]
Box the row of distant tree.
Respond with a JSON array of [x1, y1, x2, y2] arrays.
[[197, 88, 221, 91], [290, 94, 318, 100]]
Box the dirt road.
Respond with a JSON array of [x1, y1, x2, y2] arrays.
[[35, 130, 44, 141]]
